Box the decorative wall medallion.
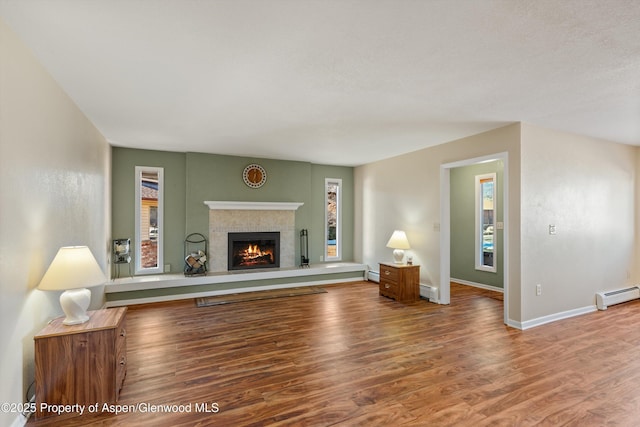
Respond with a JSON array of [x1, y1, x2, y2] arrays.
[[243, 163, 267, 188]]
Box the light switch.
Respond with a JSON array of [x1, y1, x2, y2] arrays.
[[549, 224, 557, 235]]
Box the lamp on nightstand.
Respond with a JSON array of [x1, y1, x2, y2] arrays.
[[386, 230, 411, 264], [38, 246, 107, 325]]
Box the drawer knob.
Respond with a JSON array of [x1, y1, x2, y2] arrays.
[[384, 270, 390, 275], [119, 357, 126, 366], [385, 284, 390, 289], [120, 329, 126, 337]]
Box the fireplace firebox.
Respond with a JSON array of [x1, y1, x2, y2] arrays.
[[228, 232, 280, 271]]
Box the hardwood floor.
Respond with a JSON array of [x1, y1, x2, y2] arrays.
[[30, 281, 640, 426]]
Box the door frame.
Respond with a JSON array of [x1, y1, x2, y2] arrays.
[[440, 152, 509, 324]]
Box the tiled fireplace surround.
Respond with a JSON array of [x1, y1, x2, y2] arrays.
[[206, 201, 303, 272]]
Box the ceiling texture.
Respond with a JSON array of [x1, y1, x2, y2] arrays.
[[1, 0, 639, 166]]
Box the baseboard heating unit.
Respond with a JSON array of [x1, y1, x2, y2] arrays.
[[596, 286, 640, 310], [368, 270, 380, 283]]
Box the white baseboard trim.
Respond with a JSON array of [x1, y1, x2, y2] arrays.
[[520, 305, 597, 330], [104, 277, 363, 307], [452, 279, 596, 330], [450, 278, 504, 293], [506, 319, 523, 330], [10, 413, 28, 427]]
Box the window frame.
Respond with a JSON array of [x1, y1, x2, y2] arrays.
[[475, 172, 497, 273], [324, 178, 342, 261], [134, 166, 164, 275]]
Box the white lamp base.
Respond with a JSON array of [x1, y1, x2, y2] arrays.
[[59, 288, 92, 325], [392, 249, 405, 264]]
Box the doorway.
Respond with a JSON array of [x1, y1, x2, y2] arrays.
[[440, 152, 509, 325]]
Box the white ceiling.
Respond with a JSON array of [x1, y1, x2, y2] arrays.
[[2, 0, 639, 166]]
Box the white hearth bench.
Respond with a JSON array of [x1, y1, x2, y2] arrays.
[[105, 262, 368, 307]]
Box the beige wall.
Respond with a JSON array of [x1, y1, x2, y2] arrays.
[[355, 121, 639, 327], [354, 123, 522, 322], [637, 148, 640, 281], [520, 123, 637, 321], [0, 18, 110, 425]]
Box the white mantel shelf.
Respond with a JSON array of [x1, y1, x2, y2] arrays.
[[204, 201, 304, 210]]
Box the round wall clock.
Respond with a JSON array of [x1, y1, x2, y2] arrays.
[[243, 163, 267, 188]]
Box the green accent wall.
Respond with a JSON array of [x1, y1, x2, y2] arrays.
[[111, 148, 187, 274], [311, 164, 355, 263], [112, 148, 354, 275], [450, 161, 504, 288]]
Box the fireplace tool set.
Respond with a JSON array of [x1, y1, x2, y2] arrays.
[[300, 229, 309, 267]]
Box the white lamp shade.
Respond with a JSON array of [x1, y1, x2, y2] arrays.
[[38, 246, 106, 291], [386, 230, 410, 264], [386, 230, 411, 249]]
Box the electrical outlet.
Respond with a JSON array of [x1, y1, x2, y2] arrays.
[[164, 264, 171, 272], [536, 284, 542, 296], [320, 256, 324, 262]]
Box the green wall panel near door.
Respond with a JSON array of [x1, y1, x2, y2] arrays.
[[450, 161, 504, 288]]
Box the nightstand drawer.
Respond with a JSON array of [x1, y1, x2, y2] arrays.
[[380, 265, 399, 282], [380, 280, 399, 299], [116, 318, 126, 356], [115, 317, 127, 400], [116, 353, 126, 399]]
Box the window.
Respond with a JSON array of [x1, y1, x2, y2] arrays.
[[476, 173, 496, 272], [325, 178, 342, 261], [135, 166, 164, 275]]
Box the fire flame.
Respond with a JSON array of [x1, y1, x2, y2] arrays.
[[240, 244, 273, 260], [234, 242, 274, 267], [245, 244, 264, 256]]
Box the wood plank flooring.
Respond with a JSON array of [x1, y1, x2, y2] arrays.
[[29, 281, 640, 426]]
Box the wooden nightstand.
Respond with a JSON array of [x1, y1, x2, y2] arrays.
[[379, 262, 420, 303], [34, 307, 127, 419]]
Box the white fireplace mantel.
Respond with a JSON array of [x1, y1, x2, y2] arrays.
[[204, 201, 304, 211]]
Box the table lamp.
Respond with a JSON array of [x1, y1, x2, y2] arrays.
[[386, 230, 411, 264], [38, 246, 107, 325]]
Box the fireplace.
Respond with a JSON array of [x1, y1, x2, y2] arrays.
[[228, 232, 280, 271], [206, 201, 303, 272]]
